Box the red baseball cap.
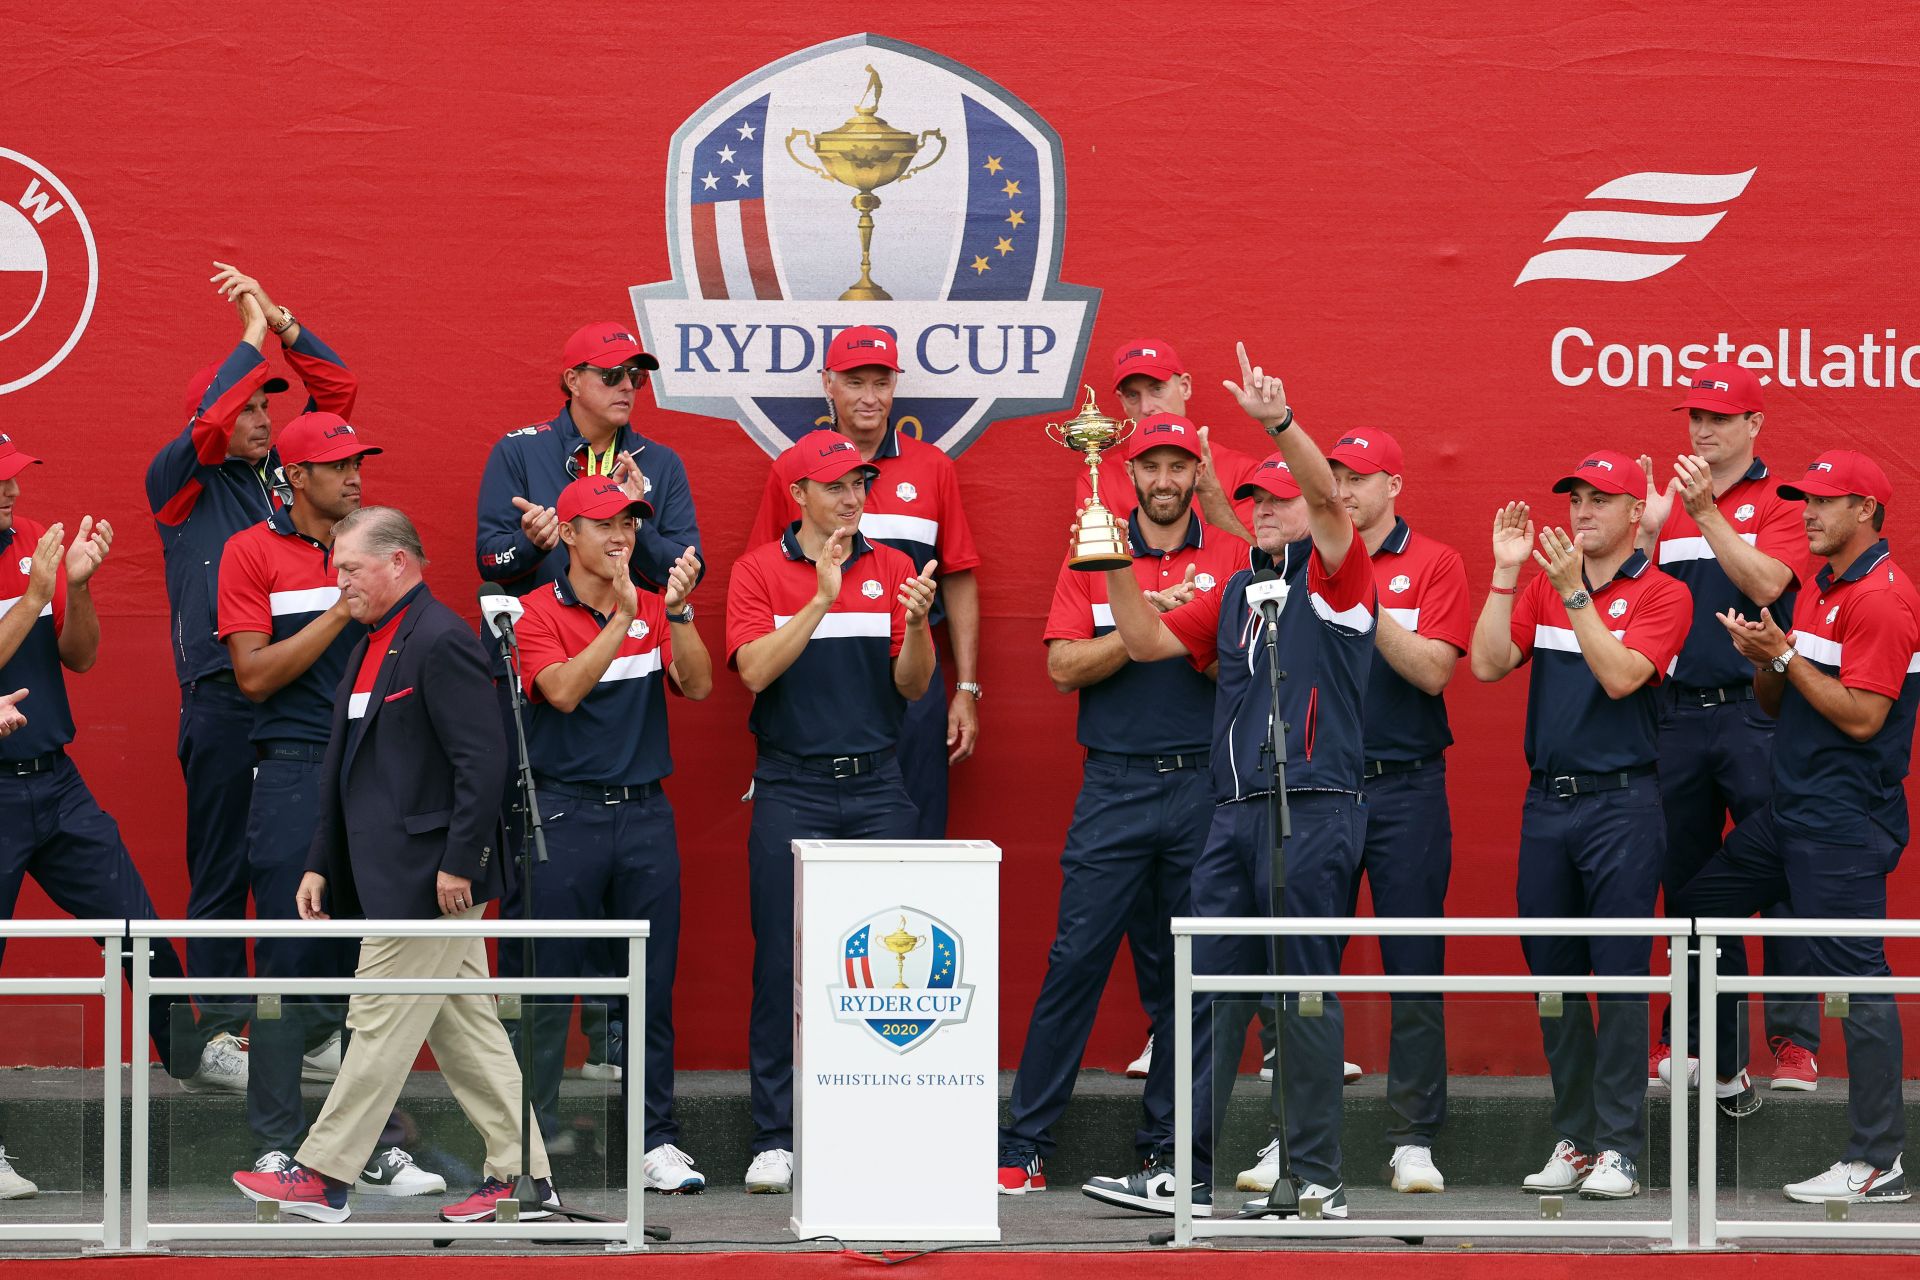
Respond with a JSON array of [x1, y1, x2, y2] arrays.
[[1126, 412, 1202, 460], [783, 429, 881, 485], [1327, 429, 1404, 476], [1778, 450, 1894, 504], [182, 361, 289, 418], [1673, 361, 1764, 416], [1234, 452, 1302, 500], [0, 434, 42, 482], [824, 325, 901, 373], [560, 321, 659, 374], [1552, 449, 1640, 497], [277, 412, 383, 466], [1112, 338, 1184, 389], [556, 473, 653, 523]]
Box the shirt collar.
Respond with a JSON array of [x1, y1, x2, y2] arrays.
[[871, 425, 902, 460], [266, 502, 331, 554], [1742, 457, 1770, 482], [1379, 516, 1412, 556], [780, 521, 873, 563], [555, 405, 647, 460], [1126, 509, 1205, 558], [371, 581, 428, 633], [1817, 538, 1893, 591], [1588, 548, 1651, 591]]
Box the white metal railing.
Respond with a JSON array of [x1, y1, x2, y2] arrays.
[[1170, 916, 1693, 1249], [127, 918, 648, 1252], [0, 920, 122, 1248], [1698, 918, 1920, 1246]]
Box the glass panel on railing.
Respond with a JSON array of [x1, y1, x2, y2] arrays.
[[0, 999, 87, 1221], [1726, 990, 1916, 1224]]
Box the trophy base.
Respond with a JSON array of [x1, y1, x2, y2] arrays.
[[1067, 550, 1134, 573], [839, 283, 892, 301]]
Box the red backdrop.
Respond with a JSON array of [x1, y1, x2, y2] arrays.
[[4, 4, 1919, 1073]]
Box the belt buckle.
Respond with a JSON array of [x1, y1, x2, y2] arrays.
[[1549, 774, 1580, 799], [1363, 761, 1383, 780], [831, 756, 859, 780], [603, 787, 622, 805], [1155, 755, 1180, 774]]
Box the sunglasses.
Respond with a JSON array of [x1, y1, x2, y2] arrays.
[[575, 361, 651, 388]]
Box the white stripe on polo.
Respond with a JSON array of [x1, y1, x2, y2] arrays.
[[1384, 606, 1419, 631], [1310, 593, 1375, 634], [270, 586, 341, 616], [1794, 631, 1842, 666], [601, 650, 664, 683], [1659, 532, 1759, 565], [773, 611, 892, 640], [1091, 603, 1115, 629], [860, 513, 940, 547]]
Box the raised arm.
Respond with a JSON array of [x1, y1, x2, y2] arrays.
[[1222, 342, 1350, 572]]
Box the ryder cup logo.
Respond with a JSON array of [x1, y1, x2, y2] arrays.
[[0, 150, 97, 395], [830, 905, 975, 1052], [633, 34, 1099, 457]]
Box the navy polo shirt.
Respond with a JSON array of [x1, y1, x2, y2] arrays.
[[217, 506, 366, 745], [517, 574, 679, 787], [0, 517, 74, 760], [1654, 458, 1805, 689], [1365, 518, 1471, 762], [1043, 511, 1250, 755], [1163, 525, 1377, 802], [1773, 540, 1920, 843], [726, 524, 916, 756], [1509, 550, 1693, 776]]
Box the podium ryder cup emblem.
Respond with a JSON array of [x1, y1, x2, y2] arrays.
[[633, 33, 1099, 458], [830, 906, 975, 1052]]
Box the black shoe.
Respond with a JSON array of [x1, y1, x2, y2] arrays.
[[1080, 1160, 1211, 1217]]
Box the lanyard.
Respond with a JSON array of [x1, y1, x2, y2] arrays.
[[577, 438, 620, 477]]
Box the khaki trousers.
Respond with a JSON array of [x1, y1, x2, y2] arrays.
[[297, 904, 550, 1183]]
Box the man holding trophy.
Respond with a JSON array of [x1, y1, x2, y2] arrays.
[[1077, 345, 1376, 1217]]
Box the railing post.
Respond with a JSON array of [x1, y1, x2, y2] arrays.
[[128, 931, 150, 1251], [100, 927, 123, 1250], [1697, 932, 1718, 1249], [1173, 932, 1193, 1248], [1667, 926, 1688, 1250], [623, 932, 645, 1251]]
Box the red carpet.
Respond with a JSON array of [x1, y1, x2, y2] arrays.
[[9, 1252, 1914, 1277]]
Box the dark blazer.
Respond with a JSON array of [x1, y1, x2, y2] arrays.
[[306, 585, 509, 919]]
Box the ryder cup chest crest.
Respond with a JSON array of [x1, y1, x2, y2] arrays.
[[830, 906, 974, 1052], [633, 34, 1098, 458]]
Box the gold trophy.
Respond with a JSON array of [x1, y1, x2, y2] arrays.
[[1047, 387, 1136, 572], [880, 914, 926, 990], [787, 64, 947, 301]]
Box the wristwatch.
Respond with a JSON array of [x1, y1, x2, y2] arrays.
[[1769, 648, 1794, 674], [666, 603, 694, 624], [1561, 589, 1592, 611], [268, 308, 297, 336], [955, 681, 983, 700]]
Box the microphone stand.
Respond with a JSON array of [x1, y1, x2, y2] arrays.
[[1238, 587, 1300, 1219], [479, 612, 666, 1240]]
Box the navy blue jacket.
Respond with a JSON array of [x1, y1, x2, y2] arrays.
[[306, 587, 508, 919], [145, 328, 356, 684], [474, 406, 702, 598]]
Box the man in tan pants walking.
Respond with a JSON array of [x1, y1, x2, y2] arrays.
[[231, 506, 551, 1223]]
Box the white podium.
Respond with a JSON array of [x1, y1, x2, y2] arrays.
[[792, 839, 1001, 1242]]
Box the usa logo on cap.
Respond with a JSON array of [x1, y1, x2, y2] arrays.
[[633, 35, 1098, 458]]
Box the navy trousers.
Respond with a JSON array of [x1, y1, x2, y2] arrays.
[[175, 677, 255, 1039], [1185, 791, 1364, 1188], [1000, 757, 1209, 1161], [0, 757, 203, 1077], [500, 785, 682, 1150], [1655, 694, 1818, 1060], [1124, 879, 1171, 1038], [746, 752, 918, 1153], [1344, 762, 1451, 1148], [246, 756, 358, 1156], [1516, 773, 1663, 1161], [897, 654, 949, 839], [1674, 805, 1905, 1167]]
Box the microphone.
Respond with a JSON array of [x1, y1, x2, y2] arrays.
[[477, 582, 524, 644], [1245, 568, 1289, 626]]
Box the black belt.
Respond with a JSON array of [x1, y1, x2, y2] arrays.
[[195, 670, 237, 686], [258, 741, 327, 764], [534, 776, 661, 805], [758, 745, 895, 780], [0, 750, 63, 777], [1086, 748, 1210, 773], [1531, 765, 1656, 799], [1363, 754, 1441, 780], [1672, 682, 1756, 707]]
